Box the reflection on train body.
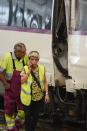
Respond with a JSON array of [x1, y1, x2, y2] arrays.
[[0, 0, 52, 29]]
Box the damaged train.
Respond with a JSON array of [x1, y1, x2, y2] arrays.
[[0, 0, 87, 128]]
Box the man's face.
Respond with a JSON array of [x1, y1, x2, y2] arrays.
[[16, 48, 26, 59]]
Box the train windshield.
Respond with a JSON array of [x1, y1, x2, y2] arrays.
[[70, 0, 87, 31]]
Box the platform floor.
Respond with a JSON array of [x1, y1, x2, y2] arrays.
[[0, 111, 87, 131], [0, 121, 87, 131]]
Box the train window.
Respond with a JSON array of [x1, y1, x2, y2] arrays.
[[0, 0, 53, 31], [75, 0, 87, 31], [0, 0, 9, 25]]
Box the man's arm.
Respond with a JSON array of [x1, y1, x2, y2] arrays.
[[0, 53, 10, 89], [0, 73, 10, 89]]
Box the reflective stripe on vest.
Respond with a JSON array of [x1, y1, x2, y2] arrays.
[[21, 88, 31, 95]]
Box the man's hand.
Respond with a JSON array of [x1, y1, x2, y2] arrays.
[[4, 82, 10, 90], [24, 65, 30, 75], [21, 74, 28, 84], [0, 73, 10, 89]]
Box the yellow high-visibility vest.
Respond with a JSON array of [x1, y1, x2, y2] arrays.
[[0, 52, 28, 80], [20, 65, 45, 106]]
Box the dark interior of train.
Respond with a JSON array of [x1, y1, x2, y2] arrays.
[[52, 0, 68, 78]]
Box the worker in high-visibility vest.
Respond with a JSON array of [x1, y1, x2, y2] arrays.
[[0, 43, 28, 131], [20, 51, 50, 131]]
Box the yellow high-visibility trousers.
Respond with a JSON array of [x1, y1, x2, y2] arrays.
[[5, 110, 25, 130]]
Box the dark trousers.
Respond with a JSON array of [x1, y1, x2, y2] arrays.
[[24, 99, 43, 131]]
